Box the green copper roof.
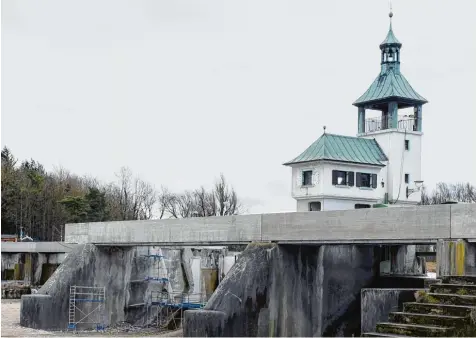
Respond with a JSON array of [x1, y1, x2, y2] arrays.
[[283, 133, 388, 166], [380, 26, 401, 47], [353, 67, 428, 106]]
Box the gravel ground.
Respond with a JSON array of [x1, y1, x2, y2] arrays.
[[1, 300, 182, 337]]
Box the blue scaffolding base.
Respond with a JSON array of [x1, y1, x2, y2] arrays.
[[142, 254, 164, 258], [151, 301, 204, 309]]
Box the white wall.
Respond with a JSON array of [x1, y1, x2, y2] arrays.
[[361, 130, 422, 204], [297, 198, 377, 212], [291, 163, 324, 198], [291, 161, 385, 211]]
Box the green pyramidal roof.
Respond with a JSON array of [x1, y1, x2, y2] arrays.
[[283, 133, 388, 166], [353, 67, 428, 106], [354, 20, 427, 107], [380, 26, 401, 47]]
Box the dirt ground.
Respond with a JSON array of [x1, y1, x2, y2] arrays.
[[1, 300, 182, 337], [426, 261, 436, 273]]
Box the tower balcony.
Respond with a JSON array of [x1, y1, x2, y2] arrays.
[[364, 116, 418, 133]]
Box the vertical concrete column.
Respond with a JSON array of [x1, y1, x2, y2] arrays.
[[358, 107, 366, 134], [24, 253, 33, 285], [389, 245, 425, 275], [388, 102, 398, 129], [414, 105, 422, 131], [436, 239, 474, 277], [34, 254, 47, 285]]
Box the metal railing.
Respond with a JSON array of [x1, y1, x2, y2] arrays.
[[365, 116, 417, 133]]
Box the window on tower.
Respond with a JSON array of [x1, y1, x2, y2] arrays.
[[332, 170, 354, 186], [356, 172, 378, 189], [405, 140, 410, 150], [405, 174, 410, 184], [302, 170, 313, 186]]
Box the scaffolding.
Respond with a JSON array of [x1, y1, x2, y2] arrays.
[[142, 254, 169, 284], [68, 286, 105, 331], [147, 291, 206, 330], [142, 252, 206, 329]]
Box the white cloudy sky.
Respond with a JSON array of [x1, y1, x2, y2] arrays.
[[2, 0, 475, 214]]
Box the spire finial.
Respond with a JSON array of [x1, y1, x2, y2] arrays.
[[323, 126, 326, 134], [388, 0, 393, 28]]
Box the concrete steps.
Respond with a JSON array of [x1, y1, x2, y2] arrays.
[[362, 275, 476, 337], [425, 293, 476, 306], [430, 283, 476, 296], [403, 302, 475, 317], [389, 312, 467, 327], [442, 275, 476, 285], [362, 332, 408, 337], [375, 323, 454, 337]]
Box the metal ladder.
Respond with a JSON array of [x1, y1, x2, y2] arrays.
[[68, 286, 76, 330]]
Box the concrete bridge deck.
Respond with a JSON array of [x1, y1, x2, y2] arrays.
[[64, 204, 476, 246], [1, 242, 78, 253]]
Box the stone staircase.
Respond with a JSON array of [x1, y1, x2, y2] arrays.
[[363, 276, 476, 337]]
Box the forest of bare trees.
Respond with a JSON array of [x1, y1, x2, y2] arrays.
[[1, 147, 242, 241], [420, 182, 476, 205]]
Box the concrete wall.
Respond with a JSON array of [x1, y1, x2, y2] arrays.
[[261, 206, 450, 243], [1, 242, 77, 253], [361, 288, 420, 334], [20, 244, 230, 330], [21, 244, 135, 330], [65, 204, 476, 245], [184, 243, 379, 337], [436, 239, 476, 277], [451, 204, 476, 239]]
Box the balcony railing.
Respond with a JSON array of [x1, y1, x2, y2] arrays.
[[365, 116, 417, 133]]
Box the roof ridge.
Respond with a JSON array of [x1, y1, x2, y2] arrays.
[[322, 133, 329, 158], [325, 133, 370, 140]]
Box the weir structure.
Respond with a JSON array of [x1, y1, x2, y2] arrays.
[[18, 204, 476, 335]]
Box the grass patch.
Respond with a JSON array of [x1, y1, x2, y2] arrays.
[[456, 288, 469, 295]]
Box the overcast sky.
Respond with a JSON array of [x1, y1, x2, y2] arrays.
[[2, 0, 475, 214]]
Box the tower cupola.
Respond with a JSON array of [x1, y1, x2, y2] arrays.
[[380, 11, 402, 72], [353, 10, 428, 135]]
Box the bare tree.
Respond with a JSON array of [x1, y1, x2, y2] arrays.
[[421, 182, 476, 205], [193, 186, 216, 217], [214, 173, 240, 216], [163, 173, 242, 218], [135, 179, 157, 220], [156, 186, 171, 219], [112, 167, 158, 220], [177, 191, 196, 218]]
